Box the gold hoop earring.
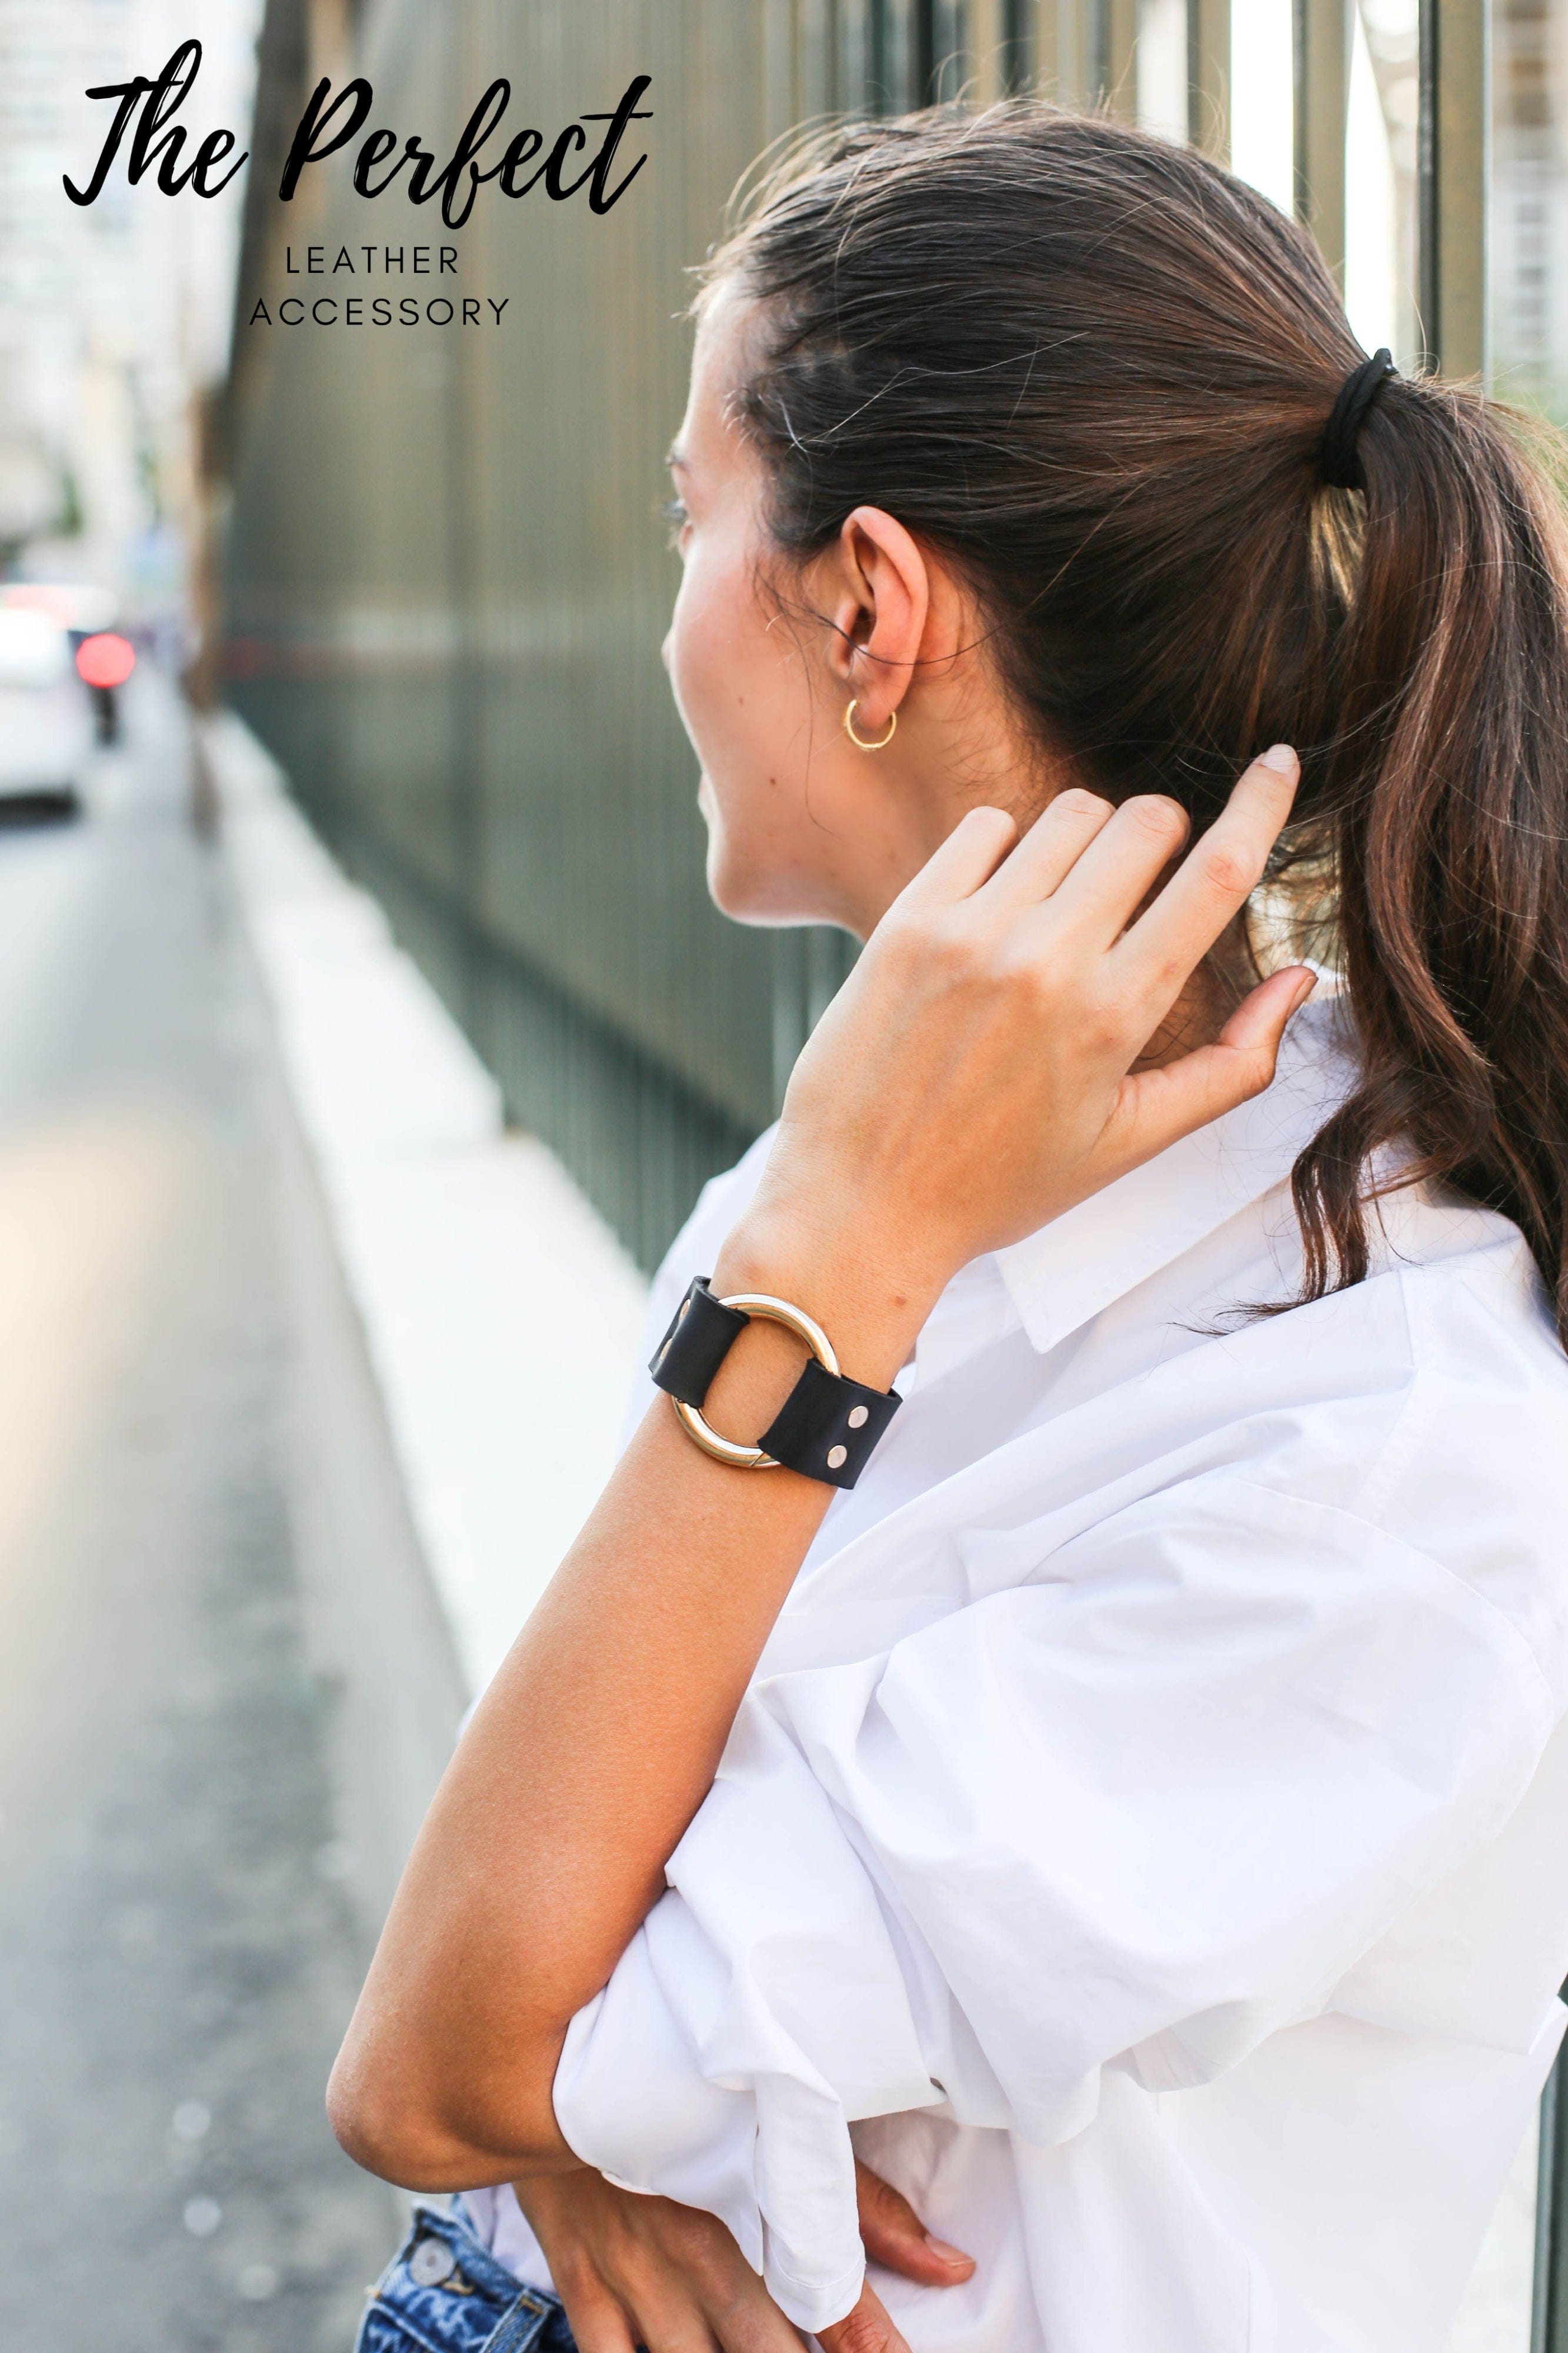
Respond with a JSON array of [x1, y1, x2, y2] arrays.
[[843, 699, 897, 752]]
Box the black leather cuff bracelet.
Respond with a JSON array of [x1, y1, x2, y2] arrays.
[[649, 1275, 902, 1490]]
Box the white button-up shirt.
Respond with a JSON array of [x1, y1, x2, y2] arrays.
[[471, 1000, 1568, 2352]]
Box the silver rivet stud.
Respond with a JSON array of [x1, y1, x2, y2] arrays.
[[409, 2239, 457, 2288], [826, 1445, 849, 1470], [847, 1405, 869, 1429]]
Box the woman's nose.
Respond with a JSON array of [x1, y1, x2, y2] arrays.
[[660, 631, 673, 676]]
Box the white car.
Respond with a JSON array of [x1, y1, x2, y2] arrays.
[[0, 607, 93, 822]]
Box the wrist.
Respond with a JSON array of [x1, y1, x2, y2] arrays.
[[711, 1212, 940, 1392], [510, 2156, 593, 2208]]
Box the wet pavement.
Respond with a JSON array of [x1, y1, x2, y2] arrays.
[[0, 673, 403, 2350]]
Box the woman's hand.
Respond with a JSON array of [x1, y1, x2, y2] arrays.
[[851, 2158, 976, 2297], [514, 2167, 804, 2353], [720, 750, 1310, 1369], [512, 2159, 974, 2352]]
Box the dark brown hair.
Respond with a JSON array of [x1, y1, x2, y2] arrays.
[[706, 104, 1568, 1346]]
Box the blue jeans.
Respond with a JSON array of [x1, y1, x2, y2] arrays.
[[356, 2197, 578, 2353]]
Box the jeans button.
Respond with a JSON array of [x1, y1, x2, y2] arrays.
[[409, 2237, 457, 2287]]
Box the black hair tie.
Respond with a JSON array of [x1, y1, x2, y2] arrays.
[[1320, 348, 1396, 491]]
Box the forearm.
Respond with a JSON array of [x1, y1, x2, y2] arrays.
[[328, 1221, 929, 2185]]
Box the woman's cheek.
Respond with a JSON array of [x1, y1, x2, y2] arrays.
[[666, 565, 730, 757], [676, 585, 769, 806]]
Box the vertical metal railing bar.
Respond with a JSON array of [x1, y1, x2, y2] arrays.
[[1533, 1978, 1568, 2353], [1417, 0, 1490, 379], [765, 0, 798, 139], [868, 0, 889, 108], [1056, 0, 1095, 106], [1293, 0, 1350, 285], [914, 0, 937, 99], [968, 0, 1006, 99], [1049, 0, 1138, 117], [999, 0, 1031, 92], [1106, 0, 1139, 119], [1417, 0, 1437, 366], [449, 0, 486, 1044], [876, 0, 916, 108], [930, 0, 969, 98], [1029, 0, 1059, 101], [1089, 0, 1109, 100], [1187, 0, 1231, 160], [1532, 2054, 1563, 2352], [796, 0, 833, 116], [840, 0, 873, 110]]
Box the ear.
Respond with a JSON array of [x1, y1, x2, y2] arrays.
[[820, 506, 932, 735]]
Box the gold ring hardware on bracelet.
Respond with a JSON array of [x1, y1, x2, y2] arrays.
[[843, 698, 897, 752], [673, 1292, 839, 1469]]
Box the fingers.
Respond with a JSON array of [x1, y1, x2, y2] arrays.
[[855, 2162, 974, 2288], [1219, 963, 1318, 1055], [702, 2268, 817, 2353], [817, 2281, 913, 2353], [622, 2287, 723, 2353], [894, 744, 1292, 954], [1016, 790, 1189, 937], [556, 2285, 642, 2353], [976, 786, 1118, 908], [1101, 964, 1315, 1172], [890, 804, 1017, 913], [1113, 746, 1300, 1013], [638, 2201, 805, 2353], [521, 2172, 800, 2353]]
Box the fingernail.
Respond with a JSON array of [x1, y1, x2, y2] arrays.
[[1289, 970, 1316, 1011], [1257, 743, 1298, 774], [923, 2234, 972, 2267]]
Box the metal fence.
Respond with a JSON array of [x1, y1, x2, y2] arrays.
[[218, 0, 1219, 1274], [224, 0, 1501, 1275], [226, 0, 891, 1271], [222, 1, 1192, 1275]]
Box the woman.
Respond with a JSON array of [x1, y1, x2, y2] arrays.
[[332, 107, 1568, 2353]]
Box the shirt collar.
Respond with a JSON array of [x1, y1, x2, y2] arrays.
[[991, 994, 1358, 1359]]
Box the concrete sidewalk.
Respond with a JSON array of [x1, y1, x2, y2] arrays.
[[205, 713, 649, 1711]]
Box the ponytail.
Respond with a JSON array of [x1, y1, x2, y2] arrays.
[[711, 105, 1568, 1344], [1299, 381, 1568, 1338]]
